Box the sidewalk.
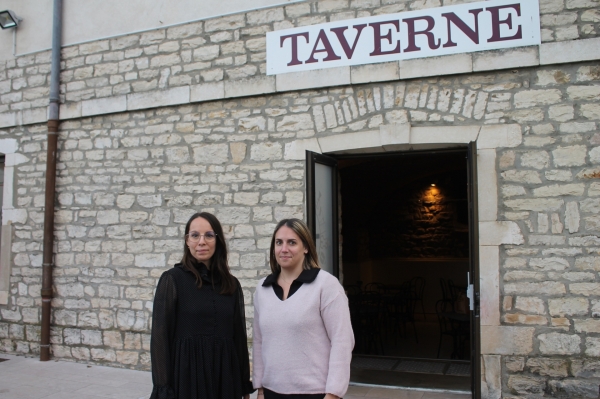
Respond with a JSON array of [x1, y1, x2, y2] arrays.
[[0, 353, 471, 399]]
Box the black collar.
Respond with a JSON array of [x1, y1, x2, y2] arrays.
[[262, 268, 320, 286], [175, 262, 218, 284]]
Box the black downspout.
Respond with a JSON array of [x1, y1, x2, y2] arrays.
[[40, 0, 62, 362]]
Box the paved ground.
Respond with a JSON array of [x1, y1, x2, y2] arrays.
[[0, 353, 471, 399]]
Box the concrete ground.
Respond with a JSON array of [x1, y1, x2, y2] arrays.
[[0, 353, 471, 399]]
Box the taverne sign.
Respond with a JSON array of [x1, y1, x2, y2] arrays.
[[266, 0, 540, 75]]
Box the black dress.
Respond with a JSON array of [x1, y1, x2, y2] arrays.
[[150, 262, 253, 399]]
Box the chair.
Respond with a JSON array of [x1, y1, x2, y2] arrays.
[[410, 277, 426, 320], [389, 288, 418, 343], [435, 299, 470, 359], [364, 282, 385, 293], [440, 278, 458, 312], [350, 290, 385, 355]]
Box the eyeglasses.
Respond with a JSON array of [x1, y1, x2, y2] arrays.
[[186, 231, 217, 243]]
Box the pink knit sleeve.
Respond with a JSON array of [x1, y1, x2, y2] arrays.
[[252, 288, 264, 389], [321, 283, 355, 398]]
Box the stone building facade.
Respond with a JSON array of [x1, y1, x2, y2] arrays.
[[0, 0, 600, 398]]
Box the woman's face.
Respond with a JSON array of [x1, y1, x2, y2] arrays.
[[187, 217, 217, 267], [274, 225, 307, 273]]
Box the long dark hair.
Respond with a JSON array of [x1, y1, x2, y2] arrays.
[[269, 218, 320, 274], [181, 212, 236, 295]]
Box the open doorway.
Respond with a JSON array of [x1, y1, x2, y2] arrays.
[[306, 147, 478, 394]]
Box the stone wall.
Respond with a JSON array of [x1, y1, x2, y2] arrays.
[[1, 0, 599, 126]]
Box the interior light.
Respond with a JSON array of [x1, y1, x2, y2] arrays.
[[0, 10, 21, 29], [431, 184, 436, 187]]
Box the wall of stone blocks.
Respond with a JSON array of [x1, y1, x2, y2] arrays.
[[1, 0, 599, 127], [0, 60, 598, 397]]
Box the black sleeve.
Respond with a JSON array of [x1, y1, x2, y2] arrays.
[[233, 278, 255, 395], [150, 272, 177, 399]]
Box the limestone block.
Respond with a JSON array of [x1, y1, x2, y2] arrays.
[[529, 258, 569, 271], [540, 37, 600, 65], [135, 254, 166, 268], [379, 124, 411, 148], [479, 221, 524, 246], [585, 337, 600, 356], [194, 143, 229, 164], [580, 198, 600, 213], [575, 257, 600, 271], [250, 142, 282, 161], [515, 297, 546, 315], [565, 201, 580, 233], [234, 192, 260, 206], [319, 130, 380, 153], [480, 246, 500, 326], [549, 297, 589, 316], [504, 198, 564, 212], [53, 309, 77, 326], [91, 348, 117, 362], [570, 283, 600, 297], [127, 86, 189, 111], [567, 85, 600, 101], [240, 253, 266, 269], [411, 125, 479, 145], [137, 195, 162, 208], [217, 207, 251, 224], [581, 103, 600, 120], [481, 325, 534, 355], [507, 375, 547, 396], [230, 239, 257, 252], [525, 358, 569, 378], [225, 76, 275, 98], [351, 62, 400, 84], [283, 138, 323, 161], [22, 108, 47, 125], [478, 124, 522, 149], [3, 209, 28, 224], [78, 312, 100, 328], [548, 379, 600, 399], [570, 236, 600, 246], [552, 145, 587, 166], [400, 53, 472, 80], [514, 89, 562, 109], [539, 332, 581, 355], [483, 355, 501, 399], [239, 116, 267, 133], [533, 184, 585, 197], [190, 82, 225, 103], [55, 283, 84, 298], [473, 47, 539, 72], [97, 210, 119, 225], [504, 282, 566, 296], [477, 149, 498, 222], [205, 14, 245, 32], [276, 67, 350, 92]]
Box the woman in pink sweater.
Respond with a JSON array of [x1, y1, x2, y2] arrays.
[[252, 219, 355, 399]]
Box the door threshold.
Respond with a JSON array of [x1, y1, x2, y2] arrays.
[[349, 381, 471, 395]]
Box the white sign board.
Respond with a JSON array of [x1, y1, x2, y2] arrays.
[[266, 0, 540, 75]]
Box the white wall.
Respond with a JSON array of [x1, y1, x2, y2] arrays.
[[0, 0, 302, 62]]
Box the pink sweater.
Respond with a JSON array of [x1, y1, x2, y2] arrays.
[[252, 270, 355, 398]]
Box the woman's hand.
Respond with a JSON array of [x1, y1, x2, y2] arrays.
[[324, 394, 339, 399]]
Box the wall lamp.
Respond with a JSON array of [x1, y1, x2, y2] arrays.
[[0, 10, 21, 29]]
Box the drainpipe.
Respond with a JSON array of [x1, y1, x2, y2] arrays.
[[40, 0, 62, 362]]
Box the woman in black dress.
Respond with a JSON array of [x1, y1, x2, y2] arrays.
[[150, 212, 253, 399]]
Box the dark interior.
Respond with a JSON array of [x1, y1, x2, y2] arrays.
[[338, 149, 472, 390]]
